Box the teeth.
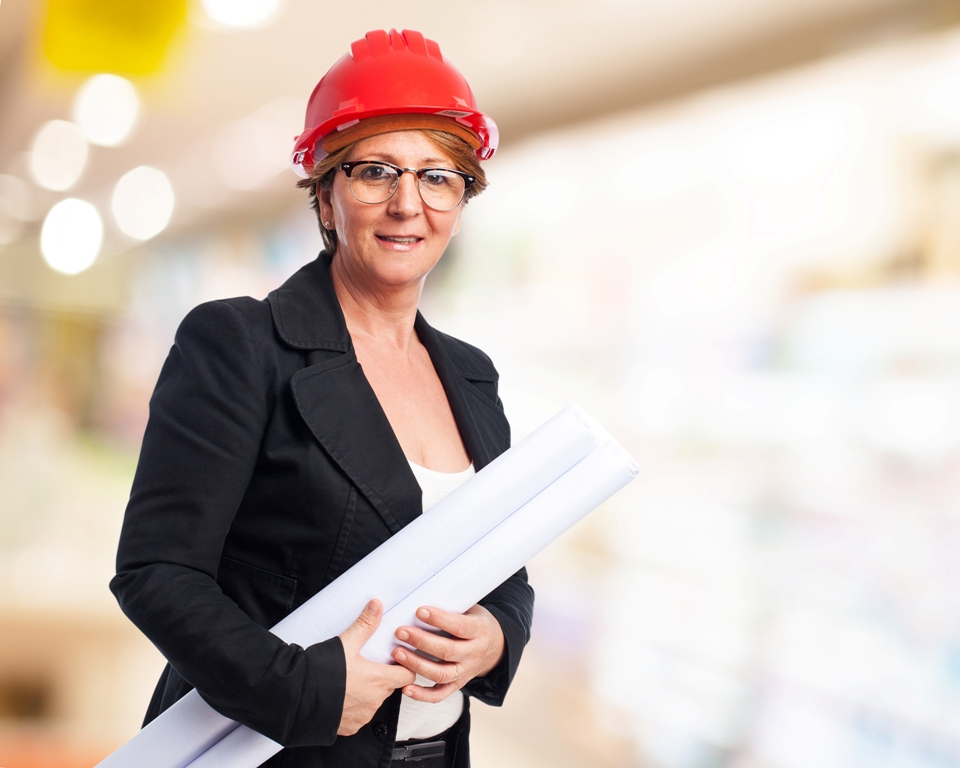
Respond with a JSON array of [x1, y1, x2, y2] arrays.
[[380, 236, 419, 243]]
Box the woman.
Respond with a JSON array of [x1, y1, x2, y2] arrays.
[[110, 28, 534, 768]]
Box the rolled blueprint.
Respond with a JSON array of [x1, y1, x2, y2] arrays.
[[97, 405, 608, 768], [185, 439, 638, 768]]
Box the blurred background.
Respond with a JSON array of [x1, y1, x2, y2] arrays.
[[3, 0, 960, 766]]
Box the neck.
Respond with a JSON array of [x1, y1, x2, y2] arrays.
[[330, 252, 424, 351]]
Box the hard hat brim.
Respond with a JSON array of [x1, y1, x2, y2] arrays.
[[322, 114, 482, 154]]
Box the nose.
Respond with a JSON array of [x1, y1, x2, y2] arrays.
[[387, 171, 423, 217]]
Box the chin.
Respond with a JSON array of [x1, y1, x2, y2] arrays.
[[373, 257, 437, 286]]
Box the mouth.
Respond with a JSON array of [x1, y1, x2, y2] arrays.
[[376, 235, 423, 245]]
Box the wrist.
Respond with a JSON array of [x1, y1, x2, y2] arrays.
[[477, 623, 505, 677]]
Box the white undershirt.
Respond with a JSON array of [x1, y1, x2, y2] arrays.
[[395, 460, 476, 741]]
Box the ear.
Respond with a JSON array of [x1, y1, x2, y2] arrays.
[[317, 182, 334, 227], [451, 205, 463, 237]]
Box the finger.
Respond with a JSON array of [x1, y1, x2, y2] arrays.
[[393, 649, 460, 685], [395, 626, 459, 662], [340, 599, 382, 651], [383, 662, 417, 688], [413, 607, 479, 640], [402, 681, 460, 703]]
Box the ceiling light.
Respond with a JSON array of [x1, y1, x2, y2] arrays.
[[73, 74, 140, 147], [201, 0, 283, 29], [112, 166, 175, 240], [41, 198, 103, 275], [30, 120, 89, 191]]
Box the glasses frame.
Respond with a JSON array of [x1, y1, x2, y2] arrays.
[[338, 160, 476, 211]]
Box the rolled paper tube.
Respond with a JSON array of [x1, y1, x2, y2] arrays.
[[370, 440, 638, 663], [185, 439, 638, 768], [97, 405, 608, 768]]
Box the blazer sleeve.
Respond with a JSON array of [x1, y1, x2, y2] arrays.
[[466, 567, 535, 706], [109, 300, 345, 748]]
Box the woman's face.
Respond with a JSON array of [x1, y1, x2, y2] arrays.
[[319, 130, 464, 293]]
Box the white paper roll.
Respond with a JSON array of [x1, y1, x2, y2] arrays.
[[186, 440, 638, 768], [98, 405, 606, 768], [369, 440, 638, 663], [268, 404, 607, 647]]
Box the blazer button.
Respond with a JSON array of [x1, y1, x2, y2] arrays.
[[374, 723, 388, 739]]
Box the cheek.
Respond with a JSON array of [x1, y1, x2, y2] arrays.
[[438, 209, 463, 238], [330, 197, 360, 246]]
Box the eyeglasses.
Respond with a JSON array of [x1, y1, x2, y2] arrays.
[[339, 161, 475, 211]]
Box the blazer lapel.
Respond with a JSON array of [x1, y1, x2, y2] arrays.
[[271, 254, 422, 535], [273, 253, 510, 535], [415, 312, 510, 471], [290, 351, 421, 535]]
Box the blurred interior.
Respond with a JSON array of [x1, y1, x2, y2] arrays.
[[3, 0, 960, 766]]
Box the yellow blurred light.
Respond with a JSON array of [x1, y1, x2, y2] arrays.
[[29, 119, 89, 191], [201, 0, 283, 29], [41, 198, 103, 275], [112, 166, 175, 240], [43, 0, 188, 75], [73, 74, 140, 146]]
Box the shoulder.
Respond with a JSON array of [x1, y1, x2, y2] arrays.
[[169, 297, 281, 384], [429, 328, 499, 384], [177, 296, 275, 346]]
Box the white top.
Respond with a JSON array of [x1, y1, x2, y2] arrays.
[[395, 460, 476, 741]]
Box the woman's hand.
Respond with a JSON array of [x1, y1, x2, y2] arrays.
[[392, 604, 505, 703], [338, 599, 417, 736]]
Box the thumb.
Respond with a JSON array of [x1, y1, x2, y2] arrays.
[[340, 599, 382, 652]]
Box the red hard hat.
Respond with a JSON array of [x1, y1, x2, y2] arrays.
[[291, 29, 498, 177]]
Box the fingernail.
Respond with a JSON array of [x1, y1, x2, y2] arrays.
[[403, 687, 415, 698], [418, 608, 430, 620], [367, 599, 379, 612], [395, 651, 407, 662], [396, 630, 409, 641]]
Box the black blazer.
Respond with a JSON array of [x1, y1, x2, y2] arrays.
[[110, 252, 535, 768]]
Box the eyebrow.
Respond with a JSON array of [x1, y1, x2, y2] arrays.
[[354, 154, 453, 167]]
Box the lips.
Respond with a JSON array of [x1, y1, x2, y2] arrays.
[[377, 235, 423, 244]]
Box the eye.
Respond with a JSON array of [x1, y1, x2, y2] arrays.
[[357, 164, 394, 183], [421, 169, 457, 188]]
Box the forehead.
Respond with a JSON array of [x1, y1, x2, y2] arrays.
[[346, 130, 454, 167]]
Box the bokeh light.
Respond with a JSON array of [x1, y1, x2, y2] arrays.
[[73, 74, 140, 147], [111, 166, 175, 240], [40, 198, 103, 274], [200, 0, 283, 29], [29, 119, 89, 191]]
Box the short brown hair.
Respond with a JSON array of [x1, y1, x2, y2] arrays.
[[297, 129, 489, 254]]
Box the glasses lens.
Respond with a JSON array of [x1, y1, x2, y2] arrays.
[[418, 169, 465, 211], [349, 163, 399, 204]]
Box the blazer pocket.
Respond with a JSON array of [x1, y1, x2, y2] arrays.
[[217, 555, 298, 629]]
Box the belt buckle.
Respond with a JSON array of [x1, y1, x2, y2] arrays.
[[393, 739, 445, 762]]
